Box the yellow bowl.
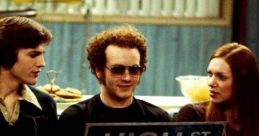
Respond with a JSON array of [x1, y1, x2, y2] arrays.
[[176, 75, 210, 103]]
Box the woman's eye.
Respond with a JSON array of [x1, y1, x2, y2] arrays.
[[218, 75, 227, 81], [207, 71, 212, 77]]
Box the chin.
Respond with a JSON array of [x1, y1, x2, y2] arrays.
[[118, 92, 133, 99], [211, 99, 223, 104], [25, 80, 37, 85]]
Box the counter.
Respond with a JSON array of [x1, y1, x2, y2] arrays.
[[57, 95, 190, 115]]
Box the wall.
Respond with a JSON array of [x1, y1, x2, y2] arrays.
[[246, 0, 259, 61], [35, 23, 232, 96]]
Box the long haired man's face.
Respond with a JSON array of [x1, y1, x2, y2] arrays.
[[207, 58, 233, 104], [9, 44, 46, 85]]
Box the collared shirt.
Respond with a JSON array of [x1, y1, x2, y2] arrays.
[[0, 84, 42, 125]]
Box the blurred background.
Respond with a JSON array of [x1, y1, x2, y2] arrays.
[[0, 0, 258, 96]]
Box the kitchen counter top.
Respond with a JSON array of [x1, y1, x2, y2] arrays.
[[57, 95, 190, 115]]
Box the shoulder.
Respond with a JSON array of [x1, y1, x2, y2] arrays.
[[29, 86, 52, 98], [58, 95, 100, 136], [135, 98, 171, 121], [29, 85, 56, 107], [175, 101, 208, 122], [179, 102, 208, 112], [136, 98, 163, 110], [59, 95, 98, 119], [28, 86, 57, 119]]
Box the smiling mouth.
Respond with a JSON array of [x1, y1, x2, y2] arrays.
[[119, 85, 131, 88], [118, 84, 133, 90]]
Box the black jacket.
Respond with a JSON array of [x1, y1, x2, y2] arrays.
[[0, 86, 57, 136], [59, 94, 171, 136]]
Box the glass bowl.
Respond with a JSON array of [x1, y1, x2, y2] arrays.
[[176, 75, 210, 103]]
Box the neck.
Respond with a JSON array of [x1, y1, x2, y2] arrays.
[[0, 70, 21, 99]]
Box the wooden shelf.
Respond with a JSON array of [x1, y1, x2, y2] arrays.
[[34, 0, 232, 26], [34, 14, 229, 26]]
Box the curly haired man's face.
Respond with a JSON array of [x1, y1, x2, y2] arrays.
[[100, 45, 141, 102]]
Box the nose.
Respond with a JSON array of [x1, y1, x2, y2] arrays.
[[121, 70, 131, 81], [208, 76, 216, 87], [37, 55, 46, 67]]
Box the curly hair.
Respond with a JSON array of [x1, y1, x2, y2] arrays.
[[86, 25, 147, 77], [0, 16, 53, 69]]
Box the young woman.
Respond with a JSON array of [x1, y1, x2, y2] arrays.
[[175, 43, 259, 136]]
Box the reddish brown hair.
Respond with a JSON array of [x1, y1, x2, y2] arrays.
[[206, 43, 259, 136]]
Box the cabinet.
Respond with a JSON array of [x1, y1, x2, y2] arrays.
[[34, 0, 232, 26]]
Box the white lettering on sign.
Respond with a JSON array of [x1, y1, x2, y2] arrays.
[[191, 131, 212, 136], [104, 132, 187, 136]]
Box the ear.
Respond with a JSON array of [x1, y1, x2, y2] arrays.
[[95, 68, 102, 79], [96, 72, 101, 79]]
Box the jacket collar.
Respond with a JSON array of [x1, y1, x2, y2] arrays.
[[19, 85, 42, 110]]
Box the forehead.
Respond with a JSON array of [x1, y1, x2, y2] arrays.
[[18, 44, 46, 52], [208, 58, 232, 74], [105, 45, 140, 65]]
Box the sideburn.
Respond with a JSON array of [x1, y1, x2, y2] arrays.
[[97, 71, 106, 85]]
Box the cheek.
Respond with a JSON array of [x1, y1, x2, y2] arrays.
[[223, 83, 233, 98], [136, 77, 141, 84], [12, 63, 26, 73], [103, 72, 117, 85]]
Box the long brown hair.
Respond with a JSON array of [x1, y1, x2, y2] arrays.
[[206, 43, 259, 136], [0, 16, 53, 69]]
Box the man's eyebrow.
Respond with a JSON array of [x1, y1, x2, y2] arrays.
[[27, 50, 45, 55]]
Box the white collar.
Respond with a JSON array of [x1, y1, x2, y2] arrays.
[[19, 85, 42, 110]]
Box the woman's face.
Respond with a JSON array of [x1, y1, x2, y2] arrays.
[[207, 58, 233, 104]]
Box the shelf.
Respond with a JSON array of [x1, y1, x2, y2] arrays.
[[34, 14, 229, 26], [34, 0, 232, 26]]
